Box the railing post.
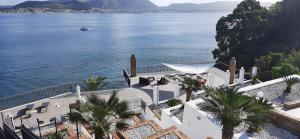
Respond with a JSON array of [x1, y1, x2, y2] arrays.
[[37, 118, 42, 138], [0, 112, 4, 126], [54, 118, 58, 138], [20, 117, 23, 125], [76, 121, 80, 139]]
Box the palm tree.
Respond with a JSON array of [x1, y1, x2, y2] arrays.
[[179, 77, 202, 102], [283, 76, 299, 93], [200, 87, 273, 139], [83, 75, 107, 91], [69, 91, 132, 139]]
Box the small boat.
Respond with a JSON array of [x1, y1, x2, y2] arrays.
[[80, 26, 88, 31]]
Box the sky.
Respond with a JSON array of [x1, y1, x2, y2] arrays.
[[0, 0, 280, 6]]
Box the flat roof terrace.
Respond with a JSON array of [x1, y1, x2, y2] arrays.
[[130, 68, 226, 102], [0, 88, 153, 128]]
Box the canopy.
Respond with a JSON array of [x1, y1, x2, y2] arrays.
[[162, 63, 213, 74]]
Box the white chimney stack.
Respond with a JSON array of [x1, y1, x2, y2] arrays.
[[252, 66, 257, 78], [76, 84, 81, 99], [239, 67, 245, 84], [153, 86, 159, 105], [174, 84, 180, 98], [225, 70, 230, 86]]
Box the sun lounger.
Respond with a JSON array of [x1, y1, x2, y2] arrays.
[[22, 104, 34, 118], [39, 102, 50, 113]]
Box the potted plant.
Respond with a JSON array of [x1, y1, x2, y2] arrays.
[[166, 99, 182, 107], [283, 76, 299, 93]]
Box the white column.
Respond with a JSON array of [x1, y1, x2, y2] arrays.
[[153, 86, 159, 105], [239, 67, 245, 84], [208, 74, 215, 87], [174, 84, 180, 98], [252, 66, 257, 78], [224, 70, 230, 86], [76, 85, 81, 99]]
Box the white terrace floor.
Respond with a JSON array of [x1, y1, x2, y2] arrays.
[[130, 68, 226, 102], [0, 88, 153, 128]]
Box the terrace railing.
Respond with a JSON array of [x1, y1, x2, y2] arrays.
[[136, 65, 174, 74], [0, 83, 76, 111], [132, 60, 216, 74]]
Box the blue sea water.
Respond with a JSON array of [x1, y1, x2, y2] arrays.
[[0, 12, 226, 97]]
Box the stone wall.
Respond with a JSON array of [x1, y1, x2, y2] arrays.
[[269, 110, 300, 136]]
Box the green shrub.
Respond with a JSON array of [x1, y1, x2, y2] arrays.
[[167, 99, 182, 107], [283, 76, 299, 93], [272, 63, 299, 79]]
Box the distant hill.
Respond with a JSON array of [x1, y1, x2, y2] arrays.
[[9, 0, 274, 12], [13, 0, 157, 10], [86, 0, 157, 9], [160, 1, 275, 12], [14, 1, 90, 10]]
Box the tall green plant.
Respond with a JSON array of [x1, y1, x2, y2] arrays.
[[83, 75, 107, 91], [179, 77, 202, 102], [200, 87, 273, 139], [69, 91, 132, 139]]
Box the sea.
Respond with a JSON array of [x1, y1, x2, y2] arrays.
[[0, 12, 227, 97]]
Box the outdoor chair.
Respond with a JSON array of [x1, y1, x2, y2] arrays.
[[39, 102, 50, 113], [139, 77, 150, 85], [157, 77, 168, 85], [22, 104, 34, 119], [147, 76, 155, 82]]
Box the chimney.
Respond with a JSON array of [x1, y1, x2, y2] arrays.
[[252, 66, 257, 78], [76, 84, 81, 99], [224, 70, 230, 86], [229, 57, 236, 84], [238, 67, 245, 84], [153, 86, 159, 105], [130, 54, 137, 77]]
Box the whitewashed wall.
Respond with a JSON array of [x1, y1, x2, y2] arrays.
[[180, 99, 222, 139], [142, 99, 223, 139], [160, 105, 183, 129]]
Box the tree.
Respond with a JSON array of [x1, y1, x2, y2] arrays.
[[213, 0, 270, 69], [284, 50, 300, 69], [200, 87, 273, 139], [179, 77, 202, 102], [83, 75, 107, 91], [69, 91, 132, 139], [255, 52, 283, 72], [272, 63, 299, 79]]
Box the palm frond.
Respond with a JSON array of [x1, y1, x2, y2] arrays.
[[199, 87, 273, 136]]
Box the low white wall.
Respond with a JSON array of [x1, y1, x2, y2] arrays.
[[160, 105, 183, 129], [143, 99, 222, 139], [181, 99, 222, 139]]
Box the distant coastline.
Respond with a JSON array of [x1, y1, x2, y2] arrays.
[[0, 8, 233, 14], [0, 1, 274, 14]]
